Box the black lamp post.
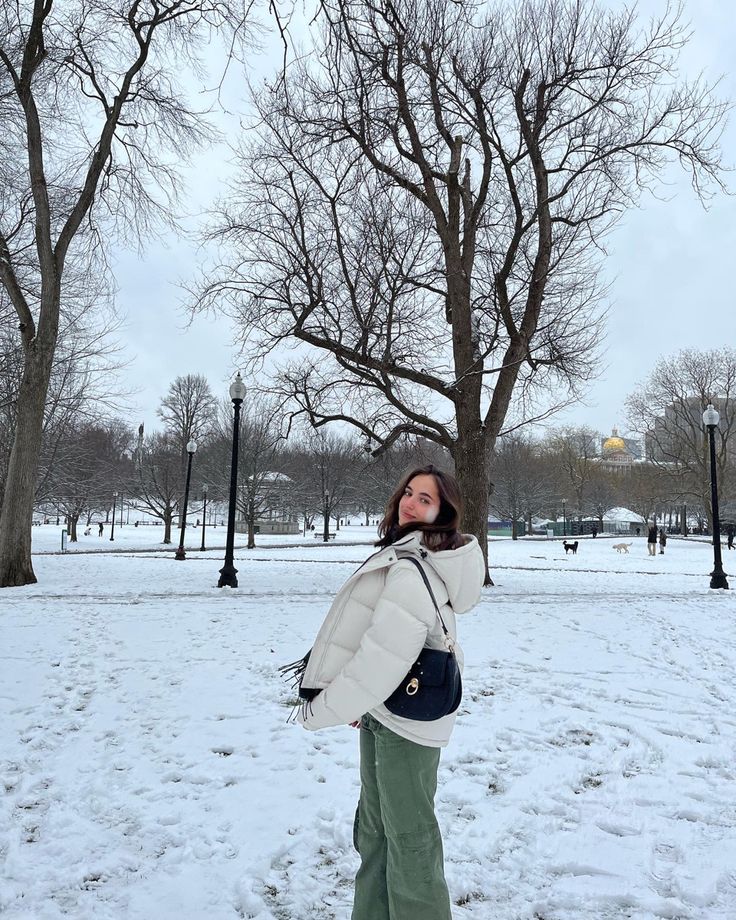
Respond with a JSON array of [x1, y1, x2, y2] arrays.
[[562, 498, 567, 537], [323, 490, 330, 543], [218, 373, 246, 588], [110, 491, 118, 541], [703, 404, 729, 590], [175, 440, 198, 561], [200, 484, 208, 552]]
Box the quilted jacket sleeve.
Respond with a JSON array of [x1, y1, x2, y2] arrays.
[[297, 562, 434, 731]]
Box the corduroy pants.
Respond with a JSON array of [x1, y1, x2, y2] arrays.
[[351, 713, 452, 920]]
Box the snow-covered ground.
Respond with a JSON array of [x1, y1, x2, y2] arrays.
[[1, 535, 735, 919]]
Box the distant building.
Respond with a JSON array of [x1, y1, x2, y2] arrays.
[[234, 471, 300, 534], [598, 427, 644, 472], [543, 506, 646, 536], [645, 396, 733, 463]]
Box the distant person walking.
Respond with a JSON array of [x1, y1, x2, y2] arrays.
[[658, 528, 667, 554], [727, 523, 735, 550], [647, 524, 658, 556], [98, 522, 104, 537]]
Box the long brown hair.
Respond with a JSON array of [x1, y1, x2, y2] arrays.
[[376, 464, 465, 551]]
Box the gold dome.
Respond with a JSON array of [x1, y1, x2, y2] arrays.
[[603, 427, 628, 453]]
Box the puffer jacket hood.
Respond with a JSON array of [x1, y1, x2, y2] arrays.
[[422, 535, 485, 613], [383, 530, 484, 613]]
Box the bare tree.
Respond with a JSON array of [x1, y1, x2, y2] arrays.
[[134, 433, 182, 544], [196, 0, 726, 579], [624, 463, 668, 528], [158, 373, 218, 450], [544, 426, 602, 520], [586, 466, 623, 529], [45, 420, 134, 541], [0, 0, 255, 586], [626, 348, 736, 530], [350, 450, 396, 527], [490, 433, 553, 539], [285, 430, 360, 540], [281, 441, 320, 533], [158, 372, 219, 514]]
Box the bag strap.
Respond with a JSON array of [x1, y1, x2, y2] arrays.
[[397, 554, 453, 645]]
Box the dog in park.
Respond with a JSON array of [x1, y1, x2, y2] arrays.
[[563, 540, 579, 554], [612, 542, 632, 553]]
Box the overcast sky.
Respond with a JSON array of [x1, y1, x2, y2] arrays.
[[115, 0, 736, 444]]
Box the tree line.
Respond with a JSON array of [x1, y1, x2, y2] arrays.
[[4, 349, 733, 549], [13, 372, 449, 546], [494, 348, 736, 535]]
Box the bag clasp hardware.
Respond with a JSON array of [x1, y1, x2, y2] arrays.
[[406, 677, 420, 695]]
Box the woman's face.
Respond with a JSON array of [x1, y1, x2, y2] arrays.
[[398, 474, 441, 527]]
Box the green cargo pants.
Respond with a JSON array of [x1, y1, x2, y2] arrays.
[[351, 713, 452, 920]]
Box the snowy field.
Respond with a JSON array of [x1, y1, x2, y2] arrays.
[[28, 520, 378, 555], [1, 534, 735, 920]]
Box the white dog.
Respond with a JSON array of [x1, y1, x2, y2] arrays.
[[612, 542, 632, 553]]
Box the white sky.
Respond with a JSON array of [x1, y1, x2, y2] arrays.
[[115, 0, 736, 442]]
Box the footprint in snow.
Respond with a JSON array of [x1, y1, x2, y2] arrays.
[[211, 745, 234, 757]]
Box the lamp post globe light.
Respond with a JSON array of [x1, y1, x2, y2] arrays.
[[175, 440, 198, 561], [200, 484, 208, 552], [703, 404, 729, 590], [110, 491, 118, 541], [218, 373, 246, 588]]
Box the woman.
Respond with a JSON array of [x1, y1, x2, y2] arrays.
[[658, 528, 667, 554], [295, 464, 485, 920]]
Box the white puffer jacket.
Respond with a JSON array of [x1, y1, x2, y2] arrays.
[[296, 531, 485, 747]]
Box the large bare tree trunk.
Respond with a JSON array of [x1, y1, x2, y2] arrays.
[[247, 499, 256, 549], [453, 425, 491, 584], [0, 341, 55, 586]]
